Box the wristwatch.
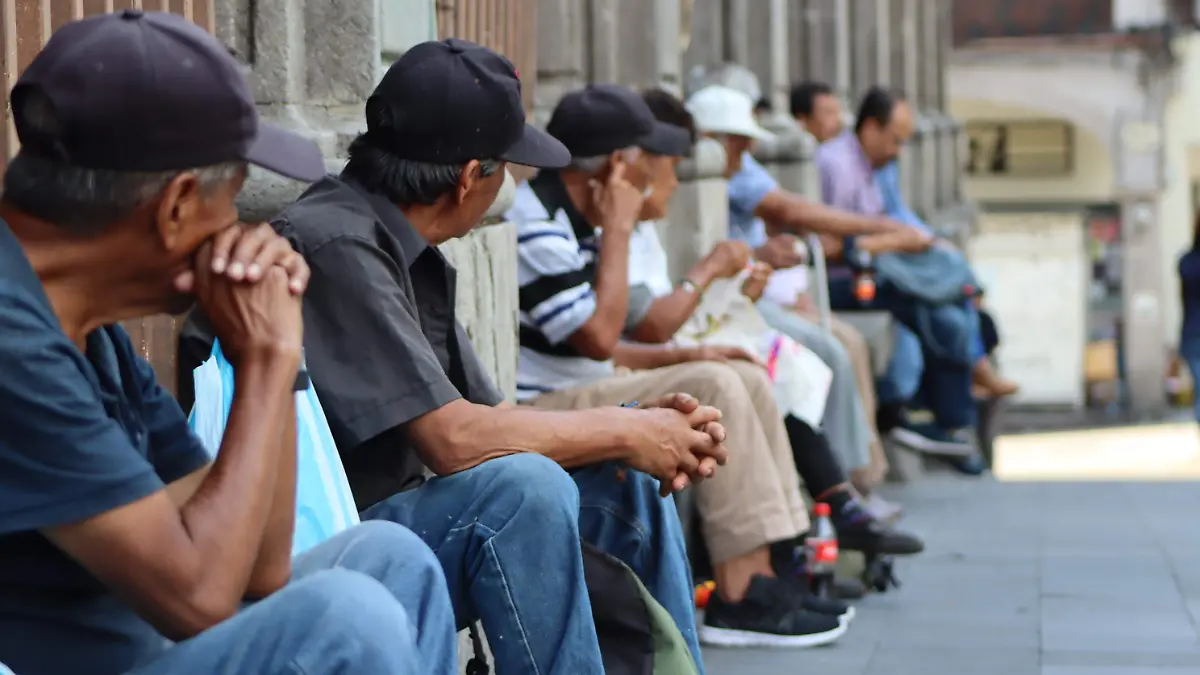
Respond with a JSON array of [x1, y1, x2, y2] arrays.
[[680, 279, 701, 295]]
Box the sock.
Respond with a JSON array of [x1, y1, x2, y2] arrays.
[[824, 489, 872, 528], [769, 537, 806, 577]]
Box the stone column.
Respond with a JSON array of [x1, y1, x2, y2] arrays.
[[217, 0, 379, 222], [682, 0, 729, 79], [727, 0, 789, 111], [662, 138, 729, 282], [535, 0, 588, 122]]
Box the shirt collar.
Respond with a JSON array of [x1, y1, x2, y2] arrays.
[[527, 170, 595, 242], [340, 172, 432, 267]]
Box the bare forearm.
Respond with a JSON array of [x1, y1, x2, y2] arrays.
[[613, 342, 692, 370], [589, 233, 632, 343], [856, 229, 930, 255], [246, 392, 296, 597], [417, 401, 635, 473], [179, 352, 297, 605]]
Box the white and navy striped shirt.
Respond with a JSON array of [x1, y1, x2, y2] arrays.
[[507, 173, 615, 400]]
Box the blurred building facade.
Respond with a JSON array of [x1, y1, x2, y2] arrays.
[[950, 0, 1200, 415]]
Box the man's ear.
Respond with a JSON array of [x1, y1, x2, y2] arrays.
[[154, 172, 201, 253], [456, 160, 481, 205]]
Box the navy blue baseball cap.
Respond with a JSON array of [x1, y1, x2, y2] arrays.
[[547, 84, 693, 158], [366, 39, 569, 169], [9, 9, 324, 182]]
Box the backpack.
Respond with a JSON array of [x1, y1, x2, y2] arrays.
[[581, 542, 701, 675]]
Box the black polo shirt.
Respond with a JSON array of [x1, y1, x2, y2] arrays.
[[178, 174, 504, 510]]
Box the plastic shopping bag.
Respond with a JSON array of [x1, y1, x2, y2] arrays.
[[187, 340, 360, 557]]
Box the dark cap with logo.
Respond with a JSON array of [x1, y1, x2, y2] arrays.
[[9, 9, 325, 182], [546, 84, 692, 158], [365, 38, 569, 169]]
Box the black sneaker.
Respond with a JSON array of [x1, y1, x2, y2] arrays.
[[700, 576, 849, 648], [833, 503, 925, 556], [769, 544, 856, 622]]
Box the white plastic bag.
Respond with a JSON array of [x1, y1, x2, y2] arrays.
[[188, 340, 360, 557], [673, 272, 833, 428]]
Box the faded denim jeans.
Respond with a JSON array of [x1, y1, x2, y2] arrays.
[[364, 453, 704, 675], [126, 521, 458, 674]]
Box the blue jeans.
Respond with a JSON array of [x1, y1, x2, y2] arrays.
[[1181, 337, 1200, 421], [573, 461, 703, 673], [127, 522, 458, 674], [878, 323, 923, 404], [362, 454, 703, 675], [831, 276, 977, 430]]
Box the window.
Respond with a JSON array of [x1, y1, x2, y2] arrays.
[[964, 120, 1074, 177]]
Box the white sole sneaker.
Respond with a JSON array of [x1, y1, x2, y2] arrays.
[[698, 616, 850, 648], [890, 427, 974, 457]]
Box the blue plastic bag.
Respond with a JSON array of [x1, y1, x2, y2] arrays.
[[187, 340, 360, 557]]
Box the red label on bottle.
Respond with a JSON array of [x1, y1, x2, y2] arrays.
[[810, 539, 839, 565], [855, 277, 876, 303]]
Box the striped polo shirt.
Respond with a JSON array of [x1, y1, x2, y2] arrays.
[[506, 171, 615, 400]]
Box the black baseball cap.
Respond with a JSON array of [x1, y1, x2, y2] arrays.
[[9, 10, 324, 182], [546, 84, 692, 158], [365, 39, 569, 169]]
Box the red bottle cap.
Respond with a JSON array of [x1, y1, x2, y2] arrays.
[[814, 503, 831, 517]]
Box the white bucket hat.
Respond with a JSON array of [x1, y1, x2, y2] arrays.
[[685, 85, 774, 142]]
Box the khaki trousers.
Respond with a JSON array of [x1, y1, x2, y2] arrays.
[[827, 316, 889, 489], [527, 360, 810, 564]]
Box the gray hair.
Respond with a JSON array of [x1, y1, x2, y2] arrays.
[[569, 155, 610, 174], [2, 152, 244, 234], [343, 133, 502, 206]]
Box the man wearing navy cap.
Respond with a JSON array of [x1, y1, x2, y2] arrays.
[[0, 10, 458, 675], [176, 39, 728, 675]]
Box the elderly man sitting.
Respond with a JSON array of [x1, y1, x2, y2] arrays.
[[179, 39, 729, 675], [0, 12, 457, 675], [509, 83, 859, 649]]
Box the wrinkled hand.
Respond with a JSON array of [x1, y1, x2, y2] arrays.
[[626, 394, 729, 496], [191, 234, 304, 369], [740, 261, 772, 302], [590, 160, 644, 236], [174, 222, 309, 296], [705, 240, 752, 279], [689, 345, 767, 370], [755, 234, 806, 269]]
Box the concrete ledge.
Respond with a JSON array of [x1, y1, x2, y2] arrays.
[[752, 113, 816, 165], [676, 138, 727, 181]]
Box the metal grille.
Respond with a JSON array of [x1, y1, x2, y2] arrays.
[[436, 0, 537, 110], [0, 0, 213, 392]]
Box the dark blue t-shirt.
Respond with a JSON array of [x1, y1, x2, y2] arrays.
[[0, 221, 211, 675], [1179, 249, 1200, 344]]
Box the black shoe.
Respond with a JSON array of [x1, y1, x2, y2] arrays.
[[700, 576, 849, 648], [836, 517, 925, 556], [768, 544, 855, 622], [799, 589, 856, 622], [833, 577, 868, 600]]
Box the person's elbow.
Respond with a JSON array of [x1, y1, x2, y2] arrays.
[[408, 400, 491, 476], [155, 580, 243, 641], [567, 320, 620, 360], [629, 316, 673, 345], [243, 561, 292, 601]]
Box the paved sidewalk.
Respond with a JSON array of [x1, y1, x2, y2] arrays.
[[703, 427, 1200, 675]]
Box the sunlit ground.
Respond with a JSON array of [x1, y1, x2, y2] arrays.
[[992, 421, 1200, 481]]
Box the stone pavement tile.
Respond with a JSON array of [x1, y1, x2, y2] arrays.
[[877, 613, 1040, 649], [703, 642, 876, 675], [1043, 667, 1200, 675], [1044, 649, 1200, 669], [864, 646, 1040, 675]]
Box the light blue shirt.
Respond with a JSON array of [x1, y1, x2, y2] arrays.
[[874, 161, 930, 235], [726, 152, 777, 248]]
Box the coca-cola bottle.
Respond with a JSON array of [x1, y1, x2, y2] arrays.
[[806, 503, 839, 598]]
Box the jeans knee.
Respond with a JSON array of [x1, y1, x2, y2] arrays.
[[335, 520, 444, 585], [285, 570, 416, 670], [477, 453, 581, 524]]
